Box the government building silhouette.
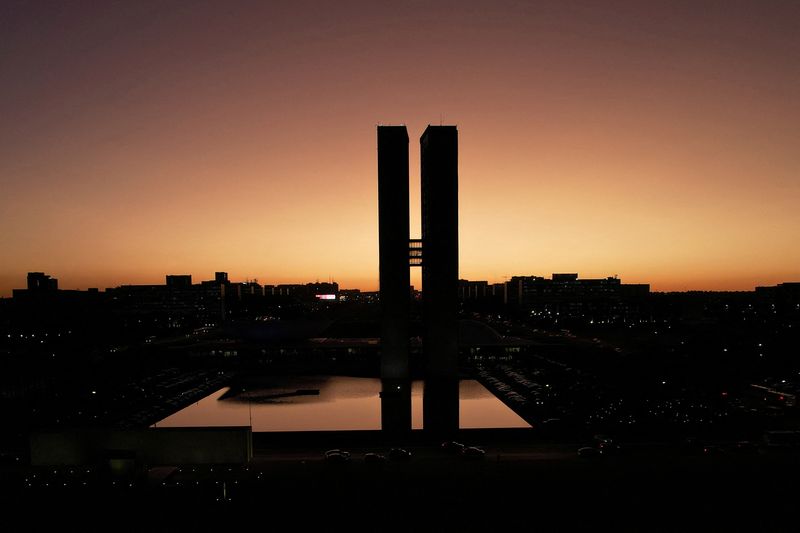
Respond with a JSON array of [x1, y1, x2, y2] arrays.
[[378, 125, 459, 433]]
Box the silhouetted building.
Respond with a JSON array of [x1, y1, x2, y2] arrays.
[[457, 273, 650, 322], [201, 273, 231, 321], [271, 284, 303, 298], [506, 274, 628, 306], [229, 281, 264, 299], [307, 282, 339, 301], [268, 282, 338, 301], [756, 282, 800, 316], [377, 125, 411, 382], [165, 275, 192, 289], [108, 275, 222, 330], [420, 125, 459, 381], [27, 272, 58, 291], [457, 274, 650, 322], [552, 273, 578, 282], [459, 279, 489, 300], [421, 125, 459, 434], [513, 274, 648, 308], [376, 124, 462, 433], [9, 273, 102, 336], [377, 125, 412, 433], [338, 289, 361, 302]]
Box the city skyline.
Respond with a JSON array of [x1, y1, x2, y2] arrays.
[[2, 1, 799, 296]]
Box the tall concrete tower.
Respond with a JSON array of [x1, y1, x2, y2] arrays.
[[420, 125, 459, 434], [376, 124, 460, 435], [377, 125, 411, 432]]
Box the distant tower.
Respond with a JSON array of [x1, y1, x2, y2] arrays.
[[420, 125, 459, 434], [377, 125, 412, 433], [214, 272, 229, 322]]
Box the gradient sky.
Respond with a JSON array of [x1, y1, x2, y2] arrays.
[[1, 0, 798, 295]]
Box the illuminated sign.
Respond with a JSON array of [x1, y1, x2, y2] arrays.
[[315, 294, 336, 300]]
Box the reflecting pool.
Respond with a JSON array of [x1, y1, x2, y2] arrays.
[[154, 376, 528, 431]]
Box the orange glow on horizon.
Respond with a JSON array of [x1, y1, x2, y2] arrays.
[[1, 2, 798, 296]]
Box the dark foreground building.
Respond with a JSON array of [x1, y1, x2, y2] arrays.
[[377, 125, 412, 433], [377, 126, 411, 381], [376, 124, 460, 434], [420, 126, 460, 434], [420, 125, 459, 383]]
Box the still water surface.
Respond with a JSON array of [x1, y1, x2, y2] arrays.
[[154, 376, 528, 431]]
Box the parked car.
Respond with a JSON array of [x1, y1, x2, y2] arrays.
[[591, 434, 620, 454], [441, 441, 465, 454], [733, 441, 759, 454], [578, 446, 601, 458], [593, 434, 614, 446], [364, 452, 387, 464], [462, 446, 486, 459], [324, 449, 351, 463], [388, 448, 412, 461], [702, 445, 725, 456]]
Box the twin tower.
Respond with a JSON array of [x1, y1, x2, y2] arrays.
[[377, 125, 459, 434]]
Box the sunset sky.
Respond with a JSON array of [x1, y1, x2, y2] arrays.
[[1, 0, 798, 295]]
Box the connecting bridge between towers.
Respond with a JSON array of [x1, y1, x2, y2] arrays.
[[409, 239, 423, 266]]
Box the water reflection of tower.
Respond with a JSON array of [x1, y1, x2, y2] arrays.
[[377, 124, 459, 435]]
